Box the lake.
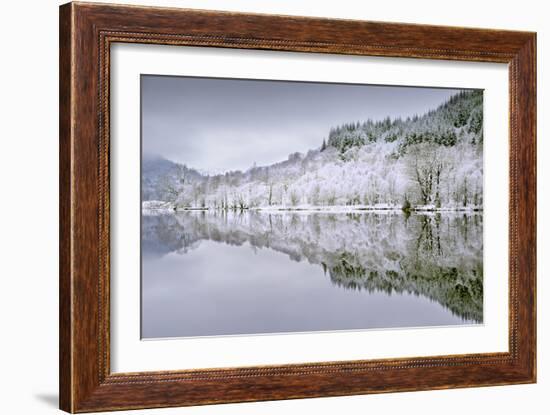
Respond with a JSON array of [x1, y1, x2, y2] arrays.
[[141, 210, 483, 338]]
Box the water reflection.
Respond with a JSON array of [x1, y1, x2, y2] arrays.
[[142, 210, 483, 334]]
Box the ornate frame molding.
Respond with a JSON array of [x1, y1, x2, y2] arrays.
[[60, 2, 536, 412]]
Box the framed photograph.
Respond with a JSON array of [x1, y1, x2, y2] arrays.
[[59, 2, 536, 412]]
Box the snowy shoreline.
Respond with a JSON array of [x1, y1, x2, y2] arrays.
[[142, 201, 482, 215]]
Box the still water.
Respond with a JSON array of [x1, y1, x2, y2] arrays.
[[141, 210, 483, 338]]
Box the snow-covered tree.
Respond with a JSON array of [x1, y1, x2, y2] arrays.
[[143, 90, 483, 212]]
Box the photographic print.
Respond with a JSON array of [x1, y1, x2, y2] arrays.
[[141, 75, 483, 339]]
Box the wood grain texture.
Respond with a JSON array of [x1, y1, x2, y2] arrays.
[[59, 3, 73, 412], [59, 2, 537, 412]]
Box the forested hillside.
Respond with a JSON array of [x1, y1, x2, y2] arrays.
[[142, 90, 483, 211]]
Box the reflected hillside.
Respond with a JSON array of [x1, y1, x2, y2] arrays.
[[142, 210, 483, 322]]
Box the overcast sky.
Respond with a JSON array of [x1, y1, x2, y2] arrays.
[[142, 75, 465, 173]]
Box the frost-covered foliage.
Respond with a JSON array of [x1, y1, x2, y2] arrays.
[[142, 90, 483, 210], [142, 210, 483, 322]]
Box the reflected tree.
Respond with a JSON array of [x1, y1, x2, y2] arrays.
[[142, 210, 483, 322]]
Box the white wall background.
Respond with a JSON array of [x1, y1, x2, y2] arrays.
[[0, 1, 546, 414]]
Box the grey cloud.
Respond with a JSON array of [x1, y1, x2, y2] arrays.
[[142, 75, 467, 172]]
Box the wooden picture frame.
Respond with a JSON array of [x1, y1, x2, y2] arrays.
[[59, 2, 536, 412]]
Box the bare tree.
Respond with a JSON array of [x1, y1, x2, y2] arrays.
[[267, 182, 274, 206], [407, 143, 447, 206]]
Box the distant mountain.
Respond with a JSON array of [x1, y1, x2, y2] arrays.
[[142, 90, 483, 211], [141, 155, 202, 201]]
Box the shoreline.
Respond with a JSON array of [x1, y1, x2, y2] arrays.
[[142, 204, 483, 214]]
